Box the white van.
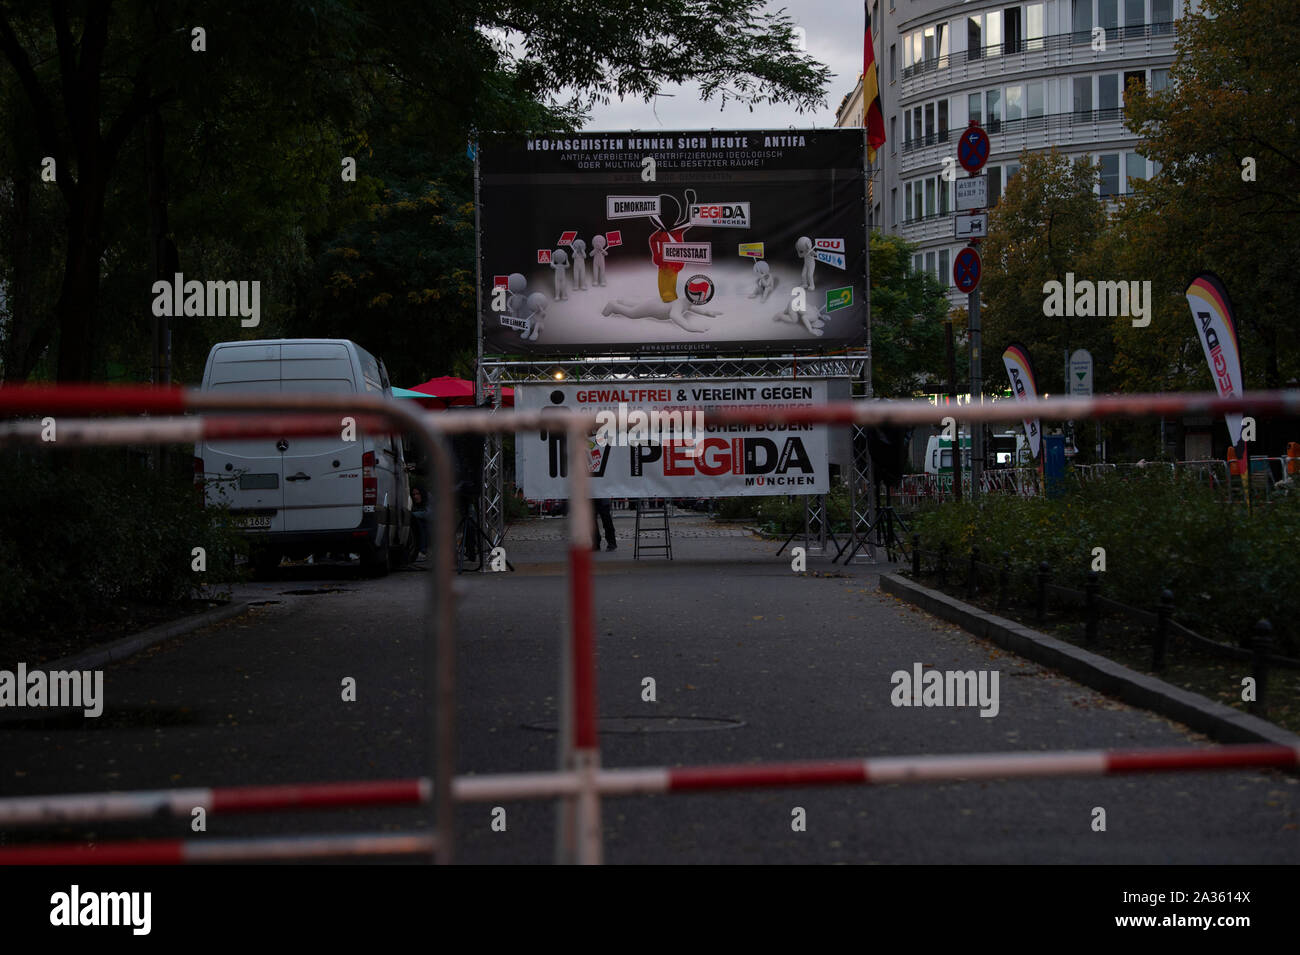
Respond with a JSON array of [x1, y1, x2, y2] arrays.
[[196, 339, 413, 576], [924, 431, 1031, 475]]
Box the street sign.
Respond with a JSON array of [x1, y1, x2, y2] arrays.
[[957, 125, 990, 174], [955, 176, 988, 211], [954, 212, 988, 239], [1069, 348, 1094, 397], [953, 247, 982, 294]]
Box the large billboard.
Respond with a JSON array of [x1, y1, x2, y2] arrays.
[[480, 130, 867, 356], [515, 378, 832, 498]]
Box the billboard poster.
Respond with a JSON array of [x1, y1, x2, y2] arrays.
[[480, 130, 867, 356], [515, 378, 831, 498]]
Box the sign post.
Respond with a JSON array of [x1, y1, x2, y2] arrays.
[[955, 122, 989, 500]]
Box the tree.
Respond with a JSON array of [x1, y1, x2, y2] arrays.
[[980, 148, 1111, 396], [1121, 0, 1300, 389], [868, 231, 952, 398], [0, 1, 831, 382]]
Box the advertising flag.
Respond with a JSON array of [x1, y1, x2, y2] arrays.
[[1186, 272, 1246, 451], [1002, 343, 1042, 460]]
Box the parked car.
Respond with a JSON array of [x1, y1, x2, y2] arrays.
[[195, 338, 414, 577]]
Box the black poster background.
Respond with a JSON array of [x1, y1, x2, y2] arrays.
[[479, 129, 867, 356]]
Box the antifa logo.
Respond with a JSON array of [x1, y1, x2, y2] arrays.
[[685, 274, 715, 305]]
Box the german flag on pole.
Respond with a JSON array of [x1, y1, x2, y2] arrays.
[[864, 1, 887, 162]]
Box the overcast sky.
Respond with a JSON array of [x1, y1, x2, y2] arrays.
[[579, 0, 866, 132]]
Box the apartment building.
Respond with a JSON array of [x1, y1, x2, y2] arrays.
[[837, 0, 1187, 297]]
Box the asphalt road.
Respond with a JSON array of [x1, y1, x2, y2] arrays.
[[2, 513, 1297, 863]]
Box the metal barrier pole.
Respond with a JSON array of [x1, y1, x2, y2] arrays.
[[564, 418, 602, 865]]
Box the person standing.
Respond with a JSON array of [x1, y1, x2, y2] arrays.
[[592, 498, 616, 552]]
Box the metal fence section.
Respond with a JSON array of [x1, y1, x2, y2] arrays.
[[1, 385, 1298, 864]]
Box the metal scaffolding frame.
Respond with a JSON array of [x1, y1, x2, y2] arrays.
[[477, 352, 874, 564]]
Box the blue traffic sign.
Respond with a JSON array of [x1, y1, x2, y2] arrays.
[[957, 125, 990, 174], [953, 246, 982, 293]]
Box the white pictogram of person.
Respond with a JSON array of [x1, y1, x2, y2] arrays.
[[522, 292, 548, 341], [590, 235, 609, 286], [571, 238, 588, 290], [749, 260, 778, 302], [796, 236, 817, 290], [772, 294, 829, 336], [505, 273, 529, 332], [551, 248, 570, 300], [601, 296, 721, 332]]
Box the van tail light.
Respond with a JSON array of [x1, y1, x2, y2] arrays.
[[193, 456, 206, 508], [362, 451, 378, 506]]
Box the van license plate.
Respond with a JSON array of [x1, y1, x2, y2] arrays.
[[237, 515, 272, 529]]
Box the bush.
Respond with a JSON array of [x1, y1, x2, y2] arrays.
[[0, 448, 245, 643], [910, 471, 1300, 654]]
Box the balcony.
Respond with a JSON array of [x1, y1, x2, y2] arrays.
[[900, 22, 1176, 100], [899, 107, 1132, 175]]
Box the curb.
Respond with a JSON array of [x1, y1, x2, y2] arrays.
[[880, 573, 1300, 749], [35, 600, 254, 673]]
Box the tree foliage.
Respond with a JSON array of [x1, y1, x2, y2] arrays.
[[868, 231, 953, 397]]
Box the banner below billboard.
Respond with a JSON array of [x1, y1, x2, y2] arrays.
[[1002, 343, 1042, 460], [480, 130, 867, 356], [515, 379, 831, 498]]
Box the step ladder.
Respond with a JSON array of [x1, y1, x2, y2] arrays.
[[633, 500, 673, 560]]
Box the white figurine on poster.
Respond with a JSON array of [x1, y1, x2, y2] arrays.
[[796, 236, 817, 290], [523, 292, 548, 341], [506, 272, 529, 325], [601, 296, 720, 333], [550, 248, 569, 300], [570, 238, 588, 290], [749, 260, 778, 302], [590, 235, 609, 286], [772, 294, 828, 337]]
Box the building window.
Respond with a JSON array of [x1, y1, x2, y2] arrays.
[[968, 92, 982, 125], [913, 253, 924, 274], [1124, 70, 1145, 100], [967, 14, 983, 60], [1073, 0, 1094, 44], [890, 44, 897, 82], [905, 183, 912, 222], [925, 251, 936, 277], [913, 109, 923, 144], [1099, 73, 1120, 117], [1005, 84, 1024, 123], [938, 249, 951, 287], [891, 187, 898, 226], [925, 178, 936, 217], [890, 116, 897, 152], [1027, 81, 1045, 120], [1004, 7, 1022, 55], [924, 102, 935, 141], [1124, 0, 1144, 38], [1099, 153, 1120, 197], [1151, 67, 1170, 92], [1099, 0, 1119, 39], [1125, 152, 1146, 192], [938, 177, 951, 215], [1074, 76, 1093, 118], [938, 99, 949, 141], [986, 88, 1002, 130], [987, 165, 1003, 206], [1152, 0, 1173, 33], [986, 10, 1003, 57], [1026, 3, 1046, 51]]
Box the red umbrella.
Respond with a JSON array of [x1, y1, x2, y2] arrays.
[[405, 376, 514, 408]]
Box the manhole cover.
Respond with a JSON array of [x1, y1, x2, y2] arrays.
[[278, 588, 353, 596], [524, 715, 744, 734]]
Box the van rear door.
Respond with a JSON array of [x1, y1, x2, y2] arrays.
[[203, 343, 285, 531], [279, 341, 364, 533]]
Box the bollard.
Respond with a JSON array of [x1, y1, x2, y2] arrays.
[[1036, 561, 1050, 623], [967, 545, 980, 598], [1084, 571, 1100, 644], [912, 533, 921, 577], [1153, 589, 1173, 671], [938, 542, 950, 587], [998, 552, 1010, 611], [1252, 619, 1273, 716]]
